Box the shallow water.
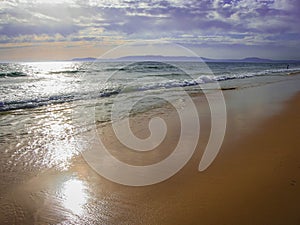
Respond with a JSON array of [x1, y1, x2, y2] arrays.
[[1, 61, 300, 181]]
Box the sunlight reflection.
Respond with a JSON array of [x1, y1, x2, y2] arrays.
[[36, 104, 80, 170], [23, 61, 76, 74], [61, 179, 88, 215]]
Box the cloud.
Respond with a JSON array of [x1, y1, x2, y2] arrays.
[[0, 0, 300, 59]]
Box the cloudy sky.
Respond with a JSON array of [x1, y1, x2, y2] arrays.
[[0, 0, 300, 61]]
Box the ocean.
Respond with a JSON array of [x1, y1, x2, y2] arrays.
[[1, 61, 299, 112], [0, 60, 300, 189]]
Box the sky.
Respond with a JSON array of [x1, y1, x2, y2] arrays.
[[0, 0, 300, 61]]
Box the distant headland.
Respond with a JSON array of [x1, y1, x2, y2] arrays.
[[71, 55, 300, 63]]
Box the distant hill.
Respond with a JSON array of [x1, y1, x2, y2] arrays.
[[234, 57, 273, 62], [221, 57, 285, 63], [71, 56, 299, 63], [72, 57, 97, 61], [115, 55, 203, 61]]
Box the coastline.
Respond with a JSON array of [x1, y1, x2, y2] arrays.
[[163, 85, 300, 225], [0, 77, 300, 224]]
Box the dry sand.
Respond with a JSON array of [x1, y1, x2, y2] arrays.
[[0, 79, 299, 224]]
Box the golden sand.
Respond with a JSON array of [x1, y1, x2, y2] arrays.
[[1, 80, 299, 224]]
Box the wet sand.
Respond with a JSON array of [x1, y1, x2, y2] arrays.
[[0, 78, 300, 224]]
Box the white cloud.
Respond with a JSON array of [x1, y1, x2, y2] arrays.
[[0, 0, 299, 59]]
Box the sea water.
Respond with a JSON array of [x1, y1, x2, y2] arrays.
[[0, 60, 300, 190]]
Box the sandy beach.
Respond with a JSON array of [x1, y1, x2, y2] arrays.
[[0, 76, 300, 224]]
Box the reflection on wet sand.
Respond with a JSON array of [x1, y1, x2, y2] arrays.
[[60, 178, 88, 216]]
